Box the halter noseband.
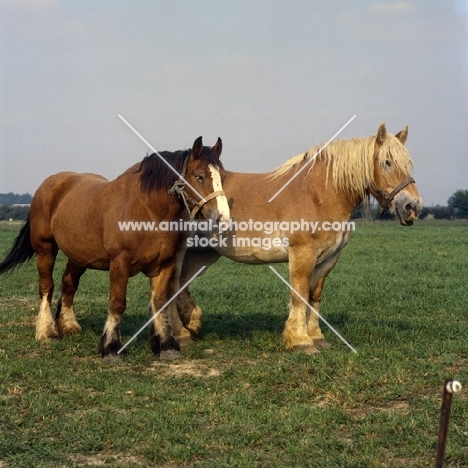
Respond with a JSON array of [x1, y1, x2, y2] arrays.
[[168, 156, 226, 220], [371, 177, 415, 214]]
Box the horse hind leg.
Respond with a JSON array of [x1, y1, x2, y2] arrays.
[[176, 289, 202, 339], [35, 242, 59, 341], [167, 301, 193, 346], [56, 260, 85, 336], [166, 255, 193, 346], [174, 247, 219, 341], [307, 277, 332, 351], [306, 254, 341, 351]]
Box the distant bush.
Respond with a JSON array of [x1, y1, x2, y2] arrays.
[[0, 205, 29, 221], [448, 189, 468, 218], [0, 192, 32, 205], [421, 205, 452, 220]]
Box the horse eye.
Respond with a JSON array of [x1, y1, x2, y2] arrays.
[[385, 160, 392, 168], [195, 175, 204, 183]]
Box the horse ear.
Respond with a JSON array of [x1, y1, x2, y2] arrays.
[[191, 136, 204, 159], [395, 125, 408, 145], [376, 122, 387, 145], [212, 137, 222, 158]]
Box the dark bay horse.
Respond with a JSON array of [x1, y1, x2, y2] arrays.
[[168, 123, 423, 354], [0, 137, 230, 360]]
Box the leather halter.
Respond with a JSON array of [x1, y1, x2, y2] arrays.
[[371, 177, 415, 214], [168, 156, 226, 220]]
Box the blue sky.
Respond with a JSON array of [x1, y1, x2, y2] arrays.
[[1, 0, 467, 205]]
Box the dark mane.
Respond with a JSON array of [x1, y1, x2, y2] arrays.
[[139, 147, 223, 192]]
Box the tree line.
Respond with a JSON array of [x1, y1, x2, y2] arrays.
[[1, 190, 467, 221], [0, 193, 31, 221], [0, 192, 32, 205]]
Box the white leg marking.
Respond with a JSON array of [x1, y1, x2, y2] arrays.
[[57, 304, 82, 335], [35, 294, 58, 341], [102, 314, 120, 342]]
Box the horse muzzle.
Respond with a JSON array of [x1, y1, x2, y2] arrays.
[[394, 192, 423, 226]]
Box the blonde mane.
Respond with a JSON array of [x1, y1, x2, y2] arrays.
[[270, 134, 413, 200]]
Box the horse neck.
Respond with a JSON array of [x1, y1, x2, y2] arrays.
[[118, 169, 185, 219], [303, 159, 365, 218]]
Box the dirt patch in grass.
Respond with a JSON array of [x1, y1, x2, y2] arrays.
[[68, 453, 190, 467], [2, 296, 36, 326], [347, 400, 410, 419], [148, 360, 221, 378], [67, 453, 146, 467], [2, 295, 36, 309], [377, 400, 410, 413]]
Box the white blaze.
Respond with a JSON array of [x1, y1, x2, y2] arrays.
[[208, 164, 230, 222]]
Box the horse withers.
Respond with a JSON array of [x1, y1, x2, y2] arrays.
[[169, 123, 423, 354], [0, 137, 230, 360]]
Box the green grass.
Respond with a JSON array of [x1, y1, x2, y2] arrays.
[[0, 220, 467, 467]]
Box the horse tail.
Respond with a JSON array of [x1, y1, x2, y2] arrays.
[[0, 214, 35, 275]]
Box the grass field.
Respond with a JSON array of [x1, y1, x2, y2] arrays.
[[0, 220, 467, 467]]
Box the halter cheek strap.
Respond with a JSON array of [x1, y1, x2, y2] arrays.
[[371, 177, 415, 214], [168, 156, 226, 220], [187, 190, 226, 219]]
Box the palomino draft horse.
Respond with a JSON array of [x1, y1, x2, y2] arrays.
[[169, 123, 423, 354], [0, 137, 230, 360]]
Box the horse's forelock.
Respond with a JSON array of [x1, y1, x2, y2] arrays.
[[375, 134, 413, 174], [198, 146, 224, 169]]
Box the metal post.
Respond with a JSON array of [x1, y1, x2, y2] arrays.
[[435, 379, 462, 468]]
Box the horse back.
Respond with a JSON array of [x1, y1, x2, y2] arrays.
[[31, 172, 108, 224]]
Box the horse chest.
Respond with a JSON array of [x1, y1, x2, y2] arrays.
[[315, 230, 351, 264]]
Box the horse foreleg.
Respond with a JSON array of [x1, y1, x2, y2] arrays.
[[98, 256, 129, 359], [148, 264, 181, 360], [35, 244, 59, 341], [283, 247, 318, 354], [56, 260, 85, 336]]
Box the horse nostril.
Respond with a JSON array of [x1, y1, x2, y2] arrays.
[[404, 203, 413, 213]]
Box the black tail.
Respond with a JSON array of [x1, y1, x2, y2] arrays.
[[0, 214, 35, 275]]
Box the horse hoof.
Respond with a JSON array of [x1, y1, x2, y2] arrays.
[[59, 324, 82, 336], [41, 336, 59, 343], [313, 339, 332, 350], [105, 353, 125, 363], [292, 344, 320, 355], [36, 331, 59, 342], [160, 350, 182, 361], [177, 335, 194, 347]]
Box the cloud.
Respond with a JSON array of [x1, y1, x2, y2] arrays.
[[369, 2, 414, 13]]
